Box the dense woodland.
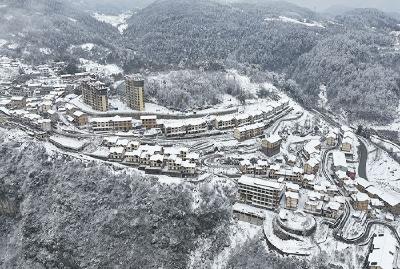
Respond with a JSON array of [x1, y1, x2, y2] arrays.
[[1, 0, 400, 122], [0, 129, 234, 268], [0, 128, 353, 268], [144, 70, 245, 111]]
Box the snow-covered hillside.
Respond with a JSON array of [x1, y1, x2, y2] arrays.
[[79, 58, 123, 76], [93, 12, 133, 34], [264, 16, 325, 28]]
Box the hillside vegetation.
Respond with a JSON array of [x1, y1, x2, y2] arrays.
[[0, 129, 234, 268], [1, 0, 400, 122]]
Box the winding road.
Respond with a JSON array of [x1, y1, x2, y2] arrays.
[[357, 138, 368, 179]]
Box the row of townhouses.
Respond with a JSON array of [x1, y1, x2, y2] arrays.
[[214, 99, 289, 130], [104, 137, 200, 177]]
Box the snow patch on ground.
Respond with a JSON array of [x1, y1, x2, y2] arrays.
[[118, 24, 128, 34], [227, 69, 259, 97], [68, 17, 77, 23], [318, 84, 328, 108], [367, 143, 400, 192], [79, 58, 122, 76], [265, 16, 325, 28], [109, 97, 176, 114], [0, 39, 7, 48], [0, 127, 30, 143], [49, 135, 86, 151], [39, 48, 52, 55], [81, 43, 95, 51], [390, 31, 400, 51], [7, 43, 19, 50], [153, 174, 183, 185], [93, 12, 132, 34], [145, 102, 176, 114]]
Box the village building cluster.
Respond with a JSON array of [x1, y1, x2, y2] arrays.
[[103, 136, 200, 177], [234, 123, 400, 228], [1, 56, 400, 268]]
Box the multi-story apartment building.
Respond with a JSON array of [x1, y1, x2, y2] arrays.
[[261, 134, 282, 156], [109, 147, 125, 161], [233, 122, 264, 141], [81, 80, 109, 112], [72, 111, 88, 127], [352, 192, 370, 211], [239, 159, 269, 175], [304, 158, 320, 175], [125, 75, 145, 111], [272, 167, 304, 185], [238, 176, 284, 209], [141, 115, 158, 129], [37, 119, 52, 131], [164, 122, 187, 137], [235, 113, 253, 127], [285, 191, 299, 209], [214, 115, 236, 129], [326, 132, 337, 146], [10, 96, 26, 109], [89, 116, 132, 132], [187, 119, 208, 134]]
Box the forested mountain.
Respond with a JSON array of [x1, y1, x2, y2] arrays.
[[0, 0, 126, 65], [0, 129, 234, 268], [123, 0, 400, 122], [1, 0, 400, 122]]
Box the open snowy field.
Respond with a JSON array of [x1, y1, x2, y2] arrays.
[[367, 144, 400, 192], [93, 12, 133, 34]]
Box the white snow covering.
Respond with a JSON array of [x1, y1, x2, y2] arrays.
[[0, 39, 7, 48], [318, 84, 328, 108], [93, 12, 132, 34], [39, 48, 52, 55], [227, 69, 259, 96], [390, 31, 400, 51], [80, 43, 95, 51], [68, 17, 77, 23], [49, 135, 86, 151], [211, 222, 261, 269], [153, 174, 183, 185], [79, 58, 122, 76], [373, 101, 400, 131], [367, 143, 400, 192], [7, 43, 19, 50], [98, 97, 175, 115], [265, 16, 325, 28]]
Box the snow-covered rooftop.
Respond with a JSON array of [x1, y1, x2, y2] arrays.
[[238, 176, 284, 190], [332, 150, 347, 168], [264, 134, 282, 144]]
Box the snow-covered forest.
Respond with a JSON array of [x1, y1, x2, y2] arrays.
[[0, 128, 346, 268], [1, 0, 400, 123], [144, 70, 245, 111], [0, 128, 234, 268]]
